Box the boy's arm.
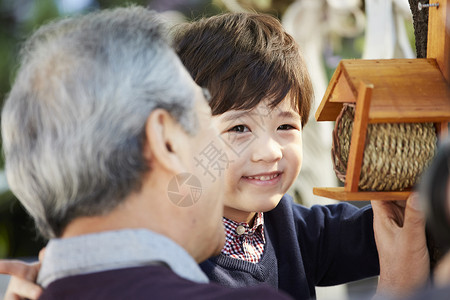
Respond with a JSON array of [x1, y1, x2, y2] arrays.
[[304, 202, 379, 285], [371, 194, 429, 298]]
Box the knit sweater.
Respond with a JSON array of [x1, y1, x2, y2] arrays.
[[39, 265, 293, 300], [200, 195, 380, 299]]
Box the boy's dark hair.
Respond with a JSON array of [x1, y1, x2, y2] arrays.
[[172, 12, 313, 126]]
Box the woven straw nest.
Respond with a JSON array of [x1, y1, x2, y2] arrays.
[[332, 104, 437, 191]]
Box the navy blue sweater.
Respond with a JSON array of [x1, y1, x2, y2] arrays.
[[200, 195, 380, 299], [39, 265, 292, 300]]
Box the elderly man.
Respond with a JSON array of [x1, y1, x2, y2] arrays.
[[0, 6, 289, 299]]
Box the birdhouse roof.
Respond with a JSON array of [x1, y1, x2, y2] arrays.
[[315, 58, 450, 123]]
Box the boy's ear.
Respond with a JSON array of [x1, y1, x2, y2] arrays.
[[143, 109, 186, 173]]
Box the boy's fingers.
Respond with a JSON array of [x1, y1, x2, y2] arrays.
[[373, 194, 424, 231], [371, 200, 391, 220], [404, 193, 426, 230], [4, 276, 42, 300], [0, 260, 40, 281], [38, 248, 46, 262], [373, 195, 430, 297], [371, 200, 403, 228], [370, 200, 383, 214], [0, 260, 42, 300]]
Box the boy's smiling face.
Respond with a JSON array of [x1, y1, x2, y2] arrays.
[[213, 98, 303, 223]]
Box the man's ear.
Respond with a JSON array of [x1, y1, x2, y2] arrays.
[[143, 109, 186, 173]]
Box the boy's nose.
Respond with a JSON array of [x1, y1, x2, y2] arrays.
[[250, 136, 282, 163]]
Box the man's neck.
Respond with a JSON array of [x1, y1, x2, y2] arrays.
[[62, 190, 160, 238]]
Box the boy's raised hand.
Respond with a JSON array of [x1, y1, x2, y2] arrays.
[[0, 249, 44, 300], [371, 193, 429, 298]]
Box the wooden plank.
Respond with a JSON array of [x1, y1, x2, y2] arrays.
[[315, 63, 344, 122], [369, 111, 450, 124], [315, 100, 343, 122], [313, 187, 411, 201], [436, 122, 449, 139], [427, 0, 450, 83], [345, 82, 373, 192], [329, 73, 356, 103], [342, 59, 450, 123]]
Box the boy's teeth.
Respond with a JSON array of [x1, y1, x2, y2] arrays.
[[247, 174, 279, 181]]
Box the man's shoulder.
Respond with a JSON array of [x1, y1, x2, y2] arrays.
[[39, 265, 291, 300]]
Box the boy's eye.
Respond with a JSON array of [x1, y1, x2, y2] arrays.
[[278, 124, 296, 130], [229, 125, 250, 133]]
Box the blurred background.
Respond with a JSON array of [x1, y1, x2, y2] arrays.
[[0, 0, 419, 298]]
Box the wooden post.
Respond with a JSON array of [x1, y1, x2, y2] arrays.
[[344, 82, 373, 192], [427, 0, 450, 83], [437, 122, 449, 138]]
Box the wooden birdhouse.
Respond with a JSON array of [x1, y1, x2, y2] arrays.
[[313, 0, 450, 201]]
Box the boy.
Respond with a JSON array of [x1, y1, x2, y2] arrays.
[[172, 13, 428, 299]]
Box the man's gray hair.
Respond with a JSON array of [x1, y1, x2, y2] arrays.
[[1, 6, 198, 238]]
